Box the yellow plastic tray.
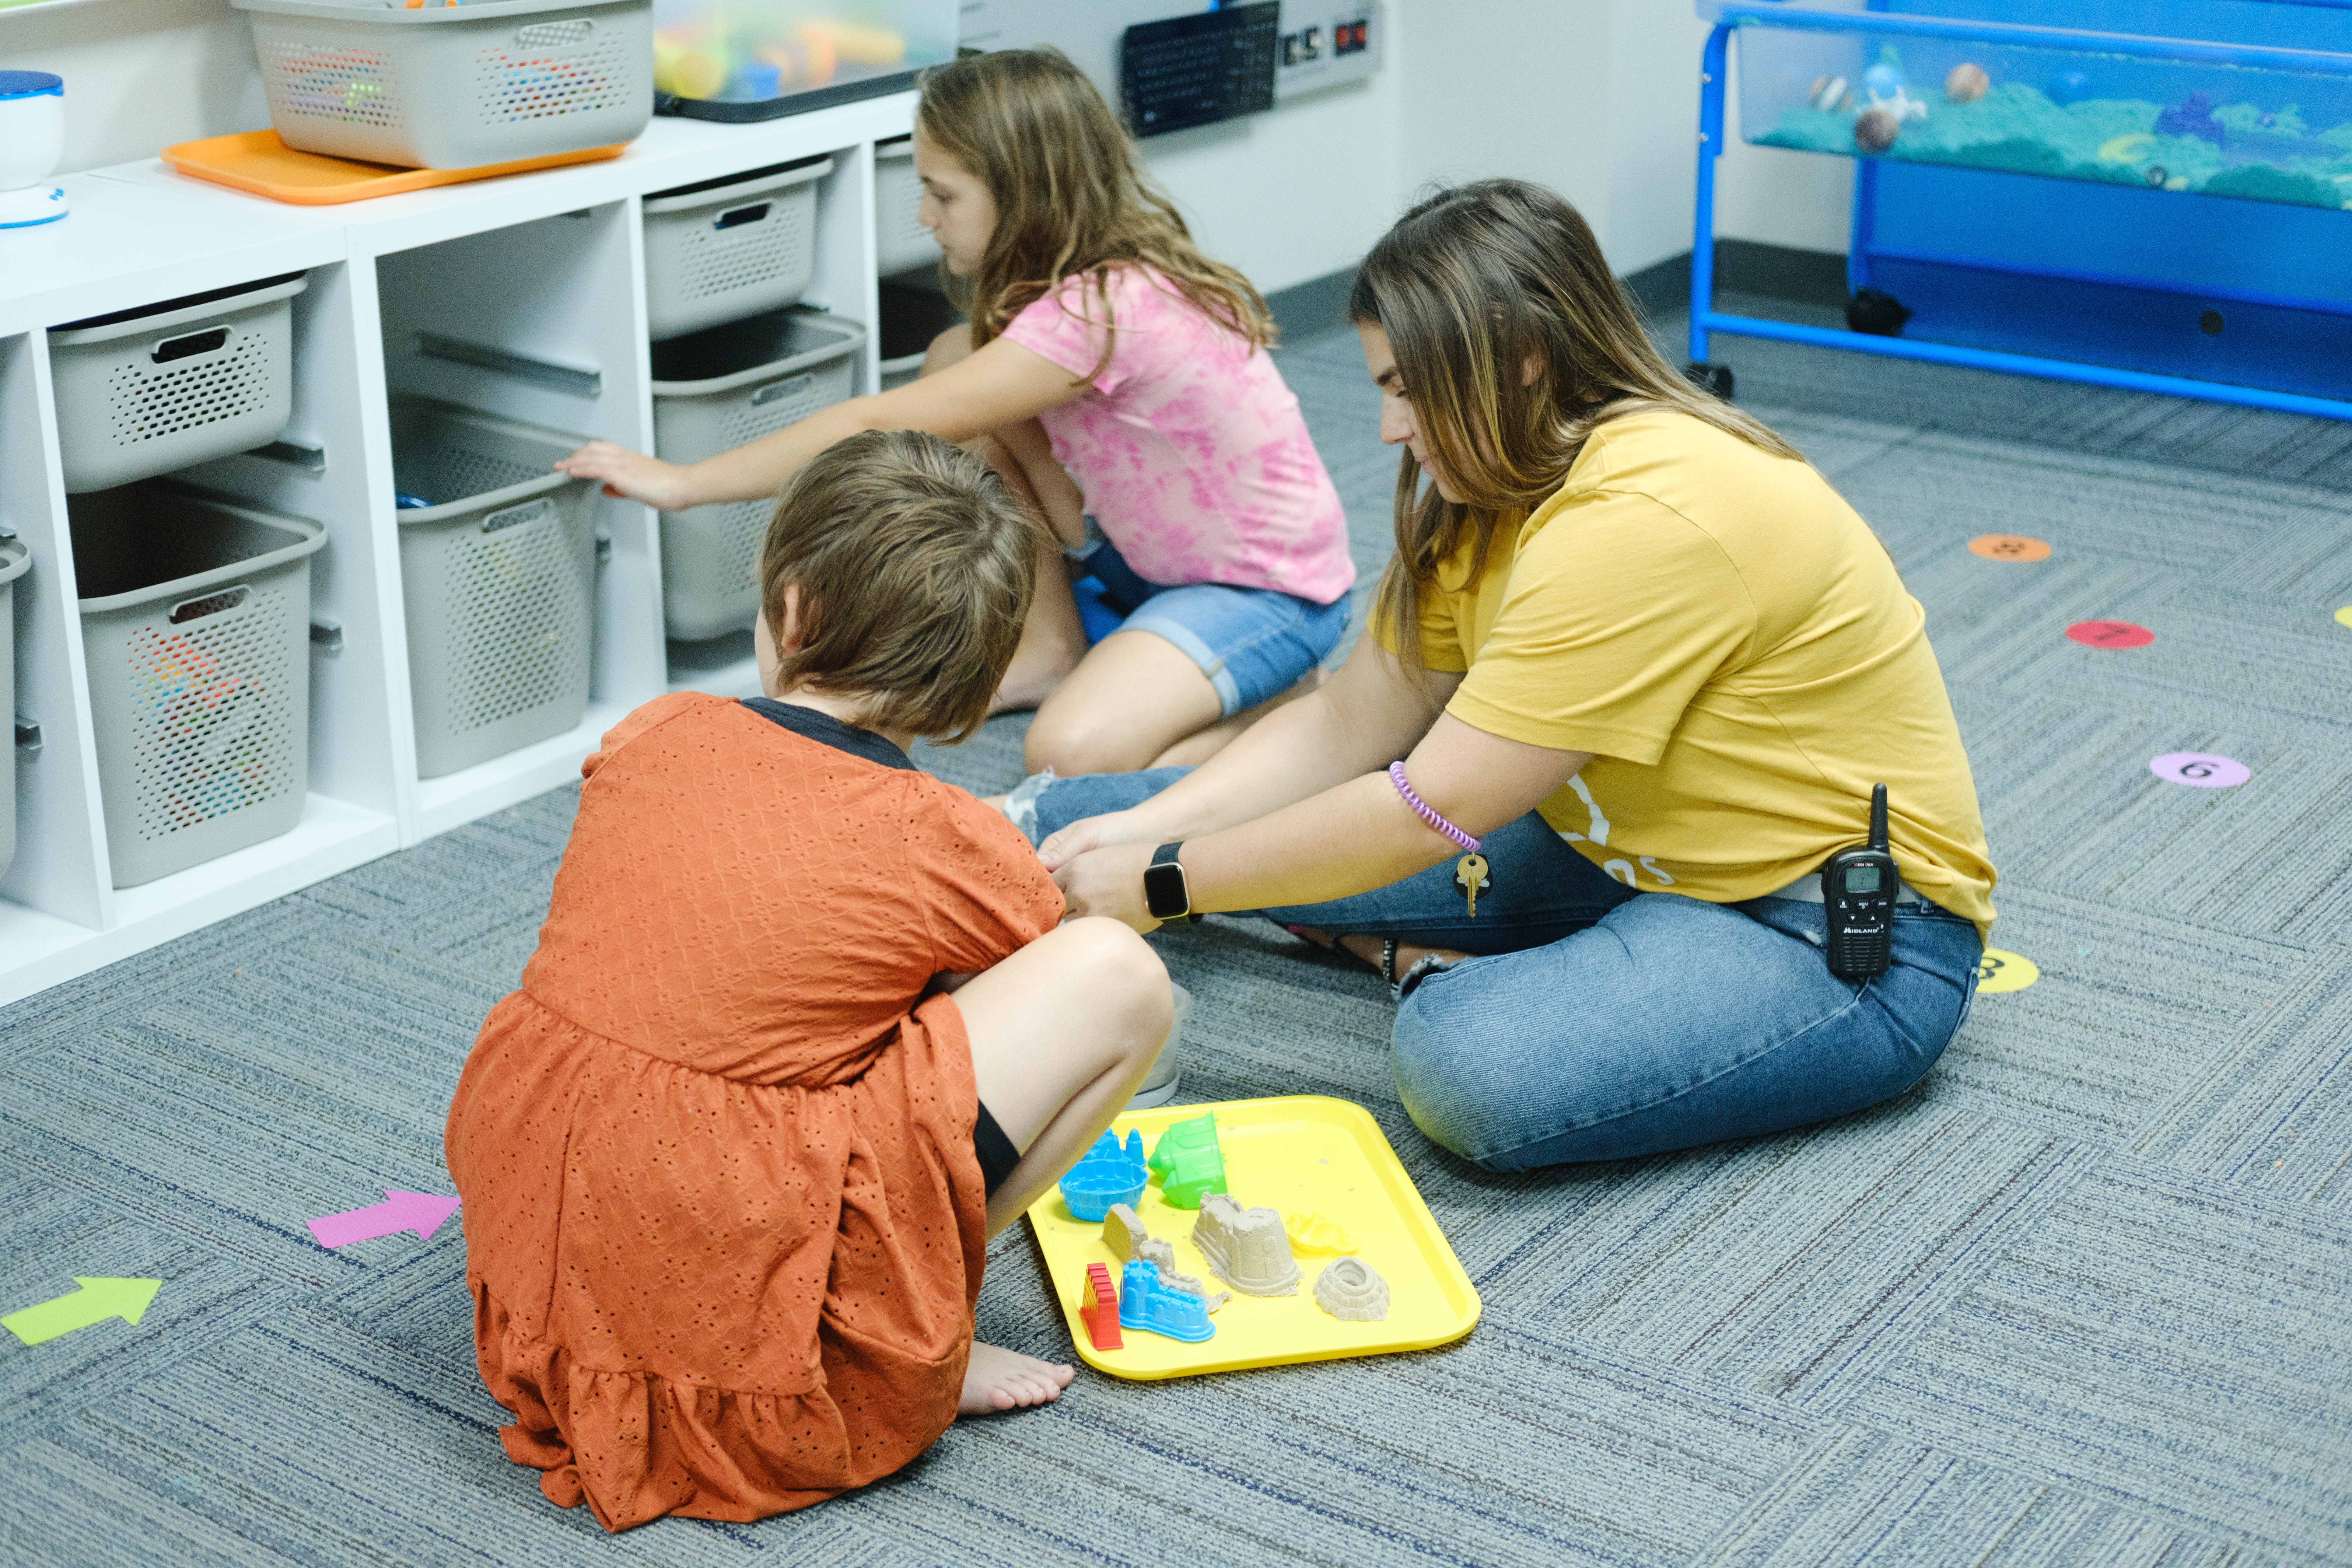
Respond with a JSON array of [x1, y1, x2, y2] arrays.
[[1026, 1095, 1480, 1380]]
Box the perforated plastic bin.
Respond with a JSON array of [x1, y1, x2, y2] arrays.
[[644, 156, 831, 341], [68, 485, 326, 888], [0, 537, 29, 886], [391, 399, 599, 779], [873, 136, 939, 275], [233, 0, 652, 170], [49, 274, 306, 495], [649, 309, 863, 641]]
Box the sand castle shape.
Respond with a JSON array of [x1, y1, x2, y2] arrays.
[[1190, 1193, 1300, 1296], [1059, 1129, 1147, 1222], [1146, 1113, 1227, 1208], [1119, 1258, 1215, 1342], [1102, 1202, 1226, 1310], [1313, 1257, 1390, 1321]]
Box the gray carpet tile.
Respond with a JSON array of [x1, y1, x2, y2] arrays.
[[5, 306, 2352, 1565]]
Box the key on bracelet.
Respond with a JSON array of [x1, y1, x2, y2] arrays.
[[1454, 853, 1491, 918]]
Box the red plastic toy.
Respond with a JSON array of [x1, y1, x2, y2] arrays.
[[1078, 1262, 1123, 1351]]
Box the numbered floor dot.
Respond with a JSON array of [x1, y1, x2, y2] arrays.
[[1976, 948, 2039, 993], [2066, 620, 2153, 649], [1968, 534, 2052, 562], [2148, 751, 2250, 788]]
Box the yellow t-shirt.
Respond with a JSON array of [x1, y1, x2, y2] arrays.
[[1378, 409, 1996, 940]]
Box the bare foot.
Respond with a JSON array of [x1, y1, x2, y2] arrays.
[[958, 1341, 1075, 1416], [1288, 926, 1470, 976]]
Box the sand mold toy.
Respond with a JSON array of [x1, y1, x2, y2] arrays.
[[1284, 1211, 1357, 1256], [1059, 1129, 1147, 1222], [1147, 1113, 1227, 1208], [1119, 1259, 1215, 1343]]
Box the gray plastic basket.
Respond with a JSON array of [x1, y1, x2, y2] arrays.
[[233, 0, 652, 170], [643, 157, 831, 341], [649, 309, 863, 642], [69, 484, 326, 888], [48, 274, 306, 495], [873, 136, 940, 276], [391, 398, 598, 779], [0, 537, 28, 886]]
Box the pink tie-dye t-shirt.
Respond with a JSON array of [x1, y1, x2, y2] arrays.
[[1000, 266, 1354, 605]]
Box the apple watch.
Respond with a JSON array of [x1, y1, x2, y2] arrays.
[[1142, 842, 1203, 923]]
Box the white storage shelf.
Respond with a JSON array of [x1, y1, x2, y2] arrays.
[[0, 101, 910, 1006]]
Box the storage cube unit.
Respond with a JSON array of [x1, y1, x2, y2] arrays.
[[48, 274, 306, 494], [0, 537, 27, 885], [649, 309, 864, 640], [234, 0, 654, 170], [643, 156, 832, 339], [873, 135, 940, 275], [876, 280, 961, 391], [69, 484, 327, 888], [390, 398, 601, 779]]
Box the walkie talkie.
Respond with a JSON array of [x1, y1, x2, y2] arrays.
[[1821, 784, 1897, 981]]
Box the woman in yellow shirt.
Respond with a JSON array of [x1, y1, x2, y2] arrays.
[[1035, 179, 1995, 1169]]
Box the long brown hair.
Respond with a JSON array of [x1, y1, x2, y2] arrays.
[[915, 48, 1274, 369], [1349, 179, 1805, 667]]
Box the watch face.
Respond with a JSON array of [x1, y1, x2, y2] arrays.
[[1142, 860, 1188, 919]]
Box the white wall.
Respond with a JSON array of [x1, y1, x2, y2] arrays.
[[0, 0, 1851, 288]]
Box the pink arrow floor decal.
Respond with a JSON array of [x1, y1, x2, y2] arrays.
[[308, 1191, 462, 1249]]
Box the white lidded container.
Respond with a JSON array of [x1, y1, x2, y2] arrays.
[[642, 156, 831, 341], [69, 484, 327, 887], [649, 308, 863, 642], [873, 135, 939, 276], [48, 273, 306, 495], [233, 0, 653, 170], [390, 398, 600, 779]]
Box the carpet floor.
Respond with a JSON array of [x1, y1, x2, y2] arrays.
[[3, 300, 2349, 1567]]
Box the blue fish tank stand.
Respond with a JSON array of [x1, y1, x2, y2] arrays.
[[1689, 0, 2352, 420]]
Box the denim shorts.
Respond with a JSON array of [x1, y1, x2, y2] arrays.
[[1073, 530, 1350, 718]]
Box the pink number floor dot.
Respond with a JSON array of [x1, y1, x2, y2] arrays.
[[2148, 752, 2250, 789], [2066, 620, 2153, 649]]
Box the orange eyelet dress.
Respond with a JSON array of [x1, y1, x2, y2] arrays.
[[444, 693, 1061, 1531]]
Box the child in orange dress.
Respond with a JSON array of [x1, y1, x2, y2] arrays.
[[444, 430, 1171, 1533]]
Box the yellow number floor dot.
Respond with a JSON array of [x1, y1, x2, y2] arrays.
[[1976, 948, 2040, 993]]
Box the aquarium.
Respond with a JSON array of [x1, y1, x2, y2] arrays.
[[653, 0, 957, 121], [1706, 0, 2352, 211]]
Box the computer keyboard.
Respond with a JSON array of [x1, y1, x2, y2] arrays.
[[1120, 3, 1280, 137]]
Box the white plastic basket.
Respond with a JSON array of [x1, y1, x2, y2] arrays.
[[48, 274, 306, 495], [233, 0, 653, 170], [643, 156, 831, 341], [0, 537, 28, 886], [390, 399, 599, 779], [69, 484, 326, 888], [873, 135, 939, 275], [649, 309, 864, 642]]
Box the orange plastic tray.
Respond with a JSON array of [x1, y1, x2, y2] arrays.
[[1027, 1095, 1481, 1381], [161, 131, 626, 206]]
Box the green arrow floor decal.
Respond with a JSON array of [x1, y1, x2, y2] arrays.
[[2, 1278, 163, 1347]]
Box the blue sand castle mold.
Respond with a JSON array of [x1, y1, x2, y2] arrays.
[[1146, 1112, 1227, 1209], [1059, 1129, 1147, 1222], [1118, 1259, 1215, 1343]]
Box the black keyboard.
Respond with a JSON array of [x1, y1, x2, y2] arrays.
[[1121, 4, 1279, 138]]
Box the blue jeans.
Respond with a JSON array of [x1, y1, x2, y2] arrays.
[[1028, 769, 1986, 1171], [1071, 534, 1351, 718]]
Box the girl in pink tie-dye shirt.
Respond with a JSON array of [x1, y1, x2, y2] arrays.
[[561, 49, 1354, 776]]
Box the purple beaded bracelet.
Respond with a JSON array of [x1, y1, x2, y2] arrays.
[[1387, 761, 1480, 854]]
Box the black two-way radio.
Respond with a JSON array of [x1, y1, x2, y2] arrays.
[[1822, 784, 1897, 981]]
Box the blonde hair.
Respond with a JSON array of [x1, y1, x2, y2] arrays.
[[1349, 180, 1806, 668], [915, 47, 1274, 372], [758, 431, 1041, 744]]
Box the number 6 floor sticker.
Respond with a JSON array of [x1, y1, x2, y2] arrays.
[[2149, 752, 2250, 789], [1976, 948, 2039, 993]]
